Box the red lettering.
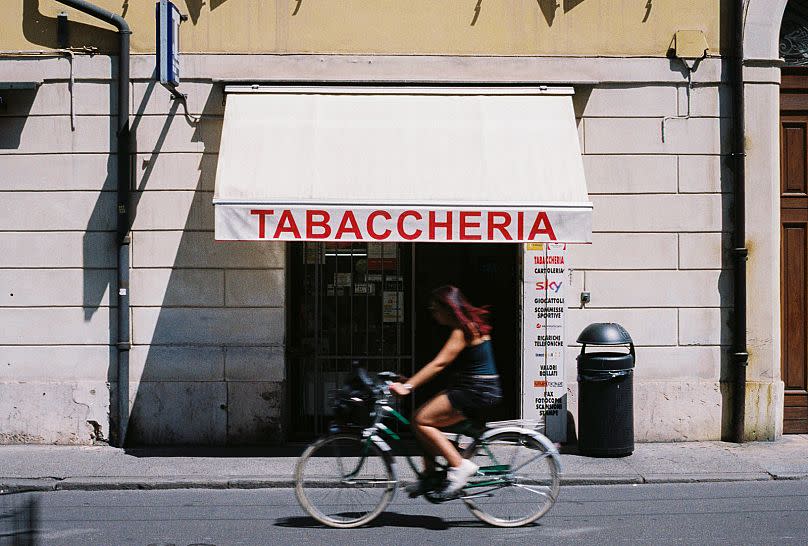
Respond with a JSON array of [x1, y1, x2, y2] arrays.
[[306, 210, 332, 239], [535, 255, 565, 264], [527, 211, 557, 241], [459, 211, 482, 241], [335, 210, 362, 239], [517, 211, 524, 240], [367, 210, 392, 240], [273, 209, 301, 239], [487, 211, 513, 241], [397, 210, 423, 240], [428, 210, 453, 241], [250, 209, 274, 239]]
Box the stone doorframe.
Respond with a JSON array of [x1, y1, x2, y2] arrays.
[[741, 0, 789, 439]]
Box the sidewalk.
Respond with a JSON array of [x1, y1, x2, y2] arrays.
[[2, 436, 808, 493]]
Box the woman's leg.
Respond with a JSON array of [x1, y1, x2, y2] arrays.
[[413, 394, 466, 468], [412, 393, 446, 472]]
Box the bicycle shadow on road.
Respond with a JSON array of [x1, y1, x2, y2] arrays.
[[277, 513, 450, 530], [276, 513, 543, 530]]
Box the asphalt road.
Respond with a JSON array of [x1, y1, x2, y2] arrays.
[[2, 481, 807, 545]]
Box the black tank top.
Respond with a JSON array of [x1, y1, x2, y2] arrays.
[[456, 340, 498, 376]]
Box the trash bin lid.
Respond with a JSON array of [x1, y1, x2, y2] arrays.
[[576, 323, 633, 345], [577, 351, 635, 371]]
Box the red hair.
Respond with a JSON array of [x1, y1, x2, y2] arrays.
[[430, 285, 492, 341]]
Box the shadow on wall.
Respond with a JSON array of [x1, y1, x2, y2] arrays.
[[470, 0, 590, 28], [19, 0, 122, 373], [122, 81, 285, 447], [124, 81, 218, 446], [184, 0, 233, 25], [17, 0, 121, 324], [537, 0, 560, 27], [564, 0, 587, 13], [70, 82, 118, 446], [0, 89, 37, 150], [82, 81, 118, 325], [22, 0, 119, 52]]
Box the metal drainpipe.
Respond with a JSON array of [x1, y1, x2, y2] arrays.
[[55, 0, 131, 447], [731, 0, 749, 443]]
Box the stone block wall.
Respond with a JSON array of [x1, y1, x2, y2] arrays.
[[0, 54, 739, 443], [567, 81, 733, 441], [0, 60, 116, 444], [0, 56, 286, 445], [126, 70, 286, 445]]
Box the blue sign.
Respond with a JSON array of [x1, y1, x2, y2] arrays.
[[156, 0, 182, 89]]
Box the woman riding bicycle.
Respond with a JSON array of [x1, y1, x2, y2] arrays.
[[390, 285, 502, 499]]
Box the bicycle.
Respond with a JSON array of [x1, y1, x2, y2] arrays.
[[294, 369, 561, 528]]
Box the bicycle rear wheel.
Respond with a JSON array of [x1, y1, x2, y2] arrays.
[[461, 431, 560, 527], [294, 433, 396, 528]]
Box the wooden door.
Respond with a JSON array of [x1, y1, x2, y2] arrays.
[[781, 69, 808, 433]]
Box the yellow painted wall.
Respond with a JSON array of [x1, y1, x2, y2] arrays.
[[6, 0, 726, 56]]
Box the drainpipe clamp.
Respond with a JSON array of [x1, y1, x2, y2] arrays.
[[731, 247, 749, 258], [730, 351, 749, 366]]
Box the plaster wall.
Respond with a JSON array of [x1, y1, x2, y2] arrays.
[[4, 0, 726, 57]]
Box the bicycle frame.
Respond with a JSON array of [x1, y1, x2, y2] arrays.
[[331, 397, 423, 481], [332, 389, 560, 492]]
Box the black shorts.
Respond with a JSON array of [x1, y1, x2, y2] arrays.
[[446, 376, 502, 421]]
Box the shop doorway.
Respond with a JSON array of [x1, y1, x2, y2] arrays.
[[780, 68, 808, 434], [287, 242, 520, 439], [413, 244, 521, 422]]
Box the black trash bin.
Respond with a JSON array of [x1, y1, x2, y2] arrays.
[[576, 323, 635, 457]]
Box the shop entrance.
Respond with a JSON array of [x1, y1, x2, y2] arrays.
[[413, 244, 521, 423], [288, 242, 520, 439]]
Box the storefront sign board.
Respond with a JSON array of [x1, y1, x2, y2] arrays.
[[214, 205, 592, 243], [522, 242, 567, 442]]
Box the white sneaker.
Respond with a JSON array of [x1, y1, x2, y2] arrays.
[[438, 459, 479, 498]]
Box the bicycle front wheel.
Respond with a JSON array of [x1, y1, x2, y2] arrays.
[[294, 433, 396, 528], [461, 431, 560, 527]]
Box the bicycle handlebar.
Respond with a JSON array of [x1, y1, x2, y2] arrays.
[[354, 369, 401, 400]]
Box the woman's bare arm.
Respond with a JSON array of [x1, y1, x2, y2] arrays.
[[401, 328, 467, 390]]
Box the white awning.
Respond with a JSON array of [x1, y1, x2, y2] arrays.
[[214, 86, 592, 243]]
